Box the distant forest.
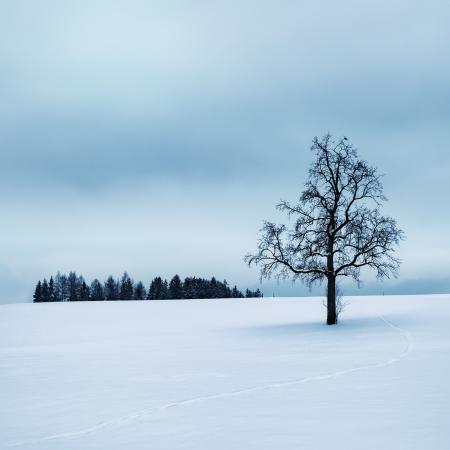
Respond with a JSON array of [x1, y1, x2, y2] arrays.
[[32, 272, 263, 302]]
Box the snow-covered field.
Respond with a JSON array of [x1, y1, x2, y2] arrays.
[[1, 295, 449, 449]]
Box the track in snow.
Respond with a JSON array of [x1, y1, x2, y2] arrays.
[[6, 315, 413, 448]]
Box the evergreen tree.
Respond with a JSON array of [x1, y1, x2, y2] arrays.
[[147, 277, 159, 300], [120, 272, 134, 300], [161, 279, 169, 299], [32, 271, 253, 302], [209, 277, 218, 298], [79, 281, 90, 301], [183, 277, 197, 299], [223, 280, 232, 298], [147, 278, 156, 299], [134, 281, 146, 300], [169, 274, 183, 299], [245, 288, 262, 298], [231, 285, 243, 298], [48, 276, 56, 302], [90, 279, 105, 301], [33, 281, 42, 303], [195, 278, 206, 298], [68, 271, 80, 301], [41, 279, 50, 302], [104, 276, 119, 300]]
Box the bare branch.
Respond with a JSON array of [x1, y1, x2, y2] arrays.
[[245, 134, 403, 324]]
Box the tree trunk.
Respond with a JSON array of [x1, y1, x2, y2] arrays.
[[327, 274, 337, 325], [326, 230, 337, 325]]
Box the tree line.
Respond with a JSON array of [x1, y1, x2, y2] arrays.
[[33, 272, 263, 302]]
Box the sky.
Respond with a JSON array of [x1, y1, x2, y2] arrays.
[[1, 0, 450, 303]]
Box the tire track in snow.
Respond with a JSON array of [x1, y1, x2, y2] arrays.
[[6, 315, 413, 448]]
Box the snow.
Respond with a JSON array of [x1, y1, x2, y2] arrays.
[[1, 295, 450, 449]]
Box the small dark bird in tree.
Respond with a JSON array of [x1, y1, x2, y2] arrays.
[[245, 133, 403, 325]]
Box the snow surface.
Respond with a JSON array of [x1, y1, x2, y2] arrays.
[[1, 295, 450, 449]]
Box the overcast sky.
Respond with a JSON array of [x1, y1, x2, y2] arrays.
[[1, 0, 450, 303]]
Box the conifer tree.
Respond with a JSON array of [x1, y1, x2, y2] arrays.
[[231, 285, 244, 298], [68, 272, 77, 301], [169, 274, 183, 299], [48, 276, 56, 302], [223, 280, 232, 298], [161, 279, 169, 299], [104, 276, 119, 300], [209, 277, 218, 298], [147, 277, 163, 300], [79, 281, 90, 301], [120, 272, 134, 300], [90, 279, 105, 301], [183, 277, 198, 299], [134, 281, 146, 300], [41, 279, 50, 302], [33, 281, 42, 303], [32, 272, 254, 302], [244, 288, 263, 298]]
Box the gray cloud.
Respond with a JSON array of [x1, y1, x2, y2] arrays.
[[0, 0, 449, 302]]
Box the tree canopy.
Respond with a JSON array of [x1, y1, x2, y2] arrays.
[[246, 134, 403, 324]]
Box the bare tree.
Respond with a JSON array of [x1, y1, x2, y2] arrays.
[[245, 134, 403, 325], [323, 283, 347, 321]]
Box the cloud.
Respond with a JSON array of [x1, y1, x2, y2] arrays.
[[0, 0, 449, 301]]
